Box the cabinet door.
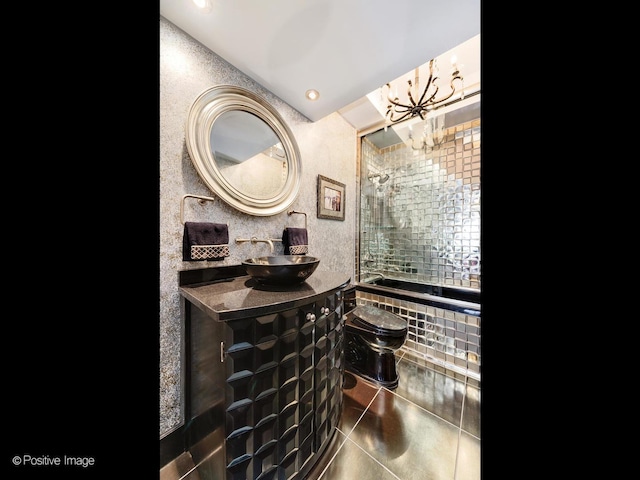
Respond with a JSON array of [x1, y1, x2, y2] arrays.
[[313, 290, 345, 452], [184, 302, 228, 479], [223, 302, 313, 480], [222, 292, 345, 480]]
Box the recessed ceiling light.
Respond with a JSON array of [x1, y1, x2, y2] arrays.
[[305, 89, 320, 101], [192, 0, 212, 13]]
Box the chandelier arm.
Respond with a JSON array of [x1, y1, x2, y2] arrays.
[[385, 83, 394, 103], [406, 80, 417, 107], [388, 109, 414, 123], [385, 103, 411, 122], [430, 83, 459, 105], [431, 74, 464, 105], [386, 98, 411, 108], [449, 74, 463, 92], [385, 101, 412, 114], [415, 59, 437, 105], [416, 68, 436, 106], [421, 86, 440, 108], [386, 83, 411, 110], [386, 95, 413, 111]]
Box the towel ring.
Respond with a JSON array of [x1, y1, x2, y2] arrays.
[[180, 194, 216, 225], [287, 210, 307, 229]]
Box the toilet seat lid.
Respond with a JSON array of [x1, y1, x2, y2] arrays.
[[351, 305, 407, 333]]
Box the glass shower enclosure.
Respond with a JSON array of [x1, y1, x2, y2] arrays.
[[357, 97, 481, 295]]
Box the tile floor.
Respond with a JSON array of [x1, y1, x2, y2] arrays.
[[304, 349, 481, 480], [160, 349, 481, 480]]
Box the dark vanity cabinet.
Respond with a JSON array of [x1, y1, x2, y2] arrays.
[[180, 271, 350, 480]]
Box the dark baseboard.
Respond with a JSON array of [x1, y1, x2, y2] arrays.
[[160, 424, 185, 469]]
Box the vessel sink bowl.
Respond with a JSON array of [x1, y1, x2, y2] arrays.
[[242, 255, 320, 285]]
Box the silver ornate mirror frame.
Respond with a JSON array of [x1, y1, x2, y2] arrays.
[[185, 85, 302, 216]]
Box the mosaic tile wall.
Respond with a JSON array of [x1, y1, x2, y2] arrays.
[[357, 112, 481, 380], [355, 291, 481, 381], [359, 118, 481, 289]]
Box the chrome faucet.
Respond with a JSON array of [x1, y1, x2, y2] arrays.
[[361, 272, 385, 284]]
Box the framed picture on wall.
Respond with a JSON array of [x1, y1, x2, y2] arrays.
[[317, 175, 345, 221]]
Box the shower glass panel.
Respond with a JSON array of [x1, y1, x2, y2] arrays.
[[358, 98, 481, 292]]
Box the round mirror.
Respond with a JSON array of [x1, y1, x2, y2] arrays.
[[185, 85, 302, 216]]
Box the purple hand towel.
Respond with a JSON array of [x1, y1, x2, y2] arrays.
[[282, 227, 308, 255], [183, 222, 229, 261]]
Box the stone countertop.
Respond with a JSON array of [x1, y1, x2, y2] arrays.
[[179, 271, 351, 321]]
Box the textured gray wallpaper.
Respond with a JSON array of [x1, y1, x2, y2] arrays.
[[160, 17, 357, 436]]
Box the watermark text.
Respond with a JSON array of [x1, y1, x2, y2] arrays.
[[12, 454, 95, 468]]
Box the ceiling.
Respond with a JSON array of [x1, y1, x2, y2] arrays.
[[160, 0, 481, 132]]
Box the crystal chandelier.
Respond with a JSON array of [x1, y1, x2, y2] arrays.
[[384, 57, 464, 125]]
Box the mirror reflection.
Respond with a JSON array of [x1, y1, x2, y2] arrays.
[[210, 110, 287, 200]]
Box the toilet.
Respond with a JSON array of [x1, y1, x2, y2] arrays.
[[344, 304, 408, 389]]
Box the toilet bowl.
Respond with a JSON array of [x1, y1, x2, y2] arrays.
[[344, 304, 407, 389]]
